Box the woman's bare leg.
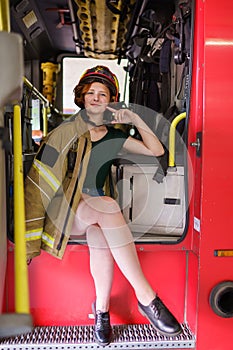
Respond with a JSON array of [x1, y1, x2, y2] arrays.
[[86, 225, 114, 312], [72, 195, 181, 338], [72, 196, 155, 305]]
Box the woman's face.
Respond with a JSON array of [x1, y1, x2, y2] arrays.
[[84, 82, 111, 115]]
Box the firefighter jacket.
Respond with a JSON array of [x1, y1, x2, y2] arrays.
[[24, 114, 95, 260]]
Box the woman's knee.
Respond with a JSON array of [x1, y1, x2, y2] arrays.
[[86, 224, 109, 248], [99, 196, 121, 214], [82, 195, 121, 216]]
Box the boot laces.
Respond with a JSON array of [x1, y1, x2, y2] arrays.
[[95, 311, 111, 331], [151, 298, 162, 318]]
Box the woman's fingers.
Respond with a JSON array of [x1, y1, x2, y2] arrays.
[[106, 106, 117, 113], [106, 106, 135, 124], [106, 105, 118, 120]]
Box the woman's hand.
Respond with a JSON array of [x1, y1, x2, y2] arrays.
[[106, 106, 137, 125], [106, 105, 164, 157]]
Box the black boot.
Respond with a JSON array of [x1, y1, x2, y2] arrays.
[[138, 296, 182, 336], [93, 305, 113, 346]]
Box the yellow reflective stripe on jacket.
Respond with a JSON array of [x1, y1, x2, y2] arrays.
[[42, 232, 55, 248], [33, 159, 61, 192], [25, 228, 43, 241]]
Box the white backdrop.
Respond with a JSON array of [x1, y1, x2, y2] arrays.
[[62, 57, 129, 115]]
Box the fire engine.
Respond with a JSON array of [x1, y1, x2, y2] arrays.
[[0, 0, 232, 349]]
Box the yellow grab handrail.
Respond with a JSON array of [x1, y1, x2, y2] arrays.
[[13, 104, 30, 314], [0, 1, 33, 337], [0, 0, 10, 32], [168, 112, 186, 167]]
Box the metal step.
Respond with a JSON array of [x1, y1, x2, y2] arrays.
[[0, 323, 195, 350]]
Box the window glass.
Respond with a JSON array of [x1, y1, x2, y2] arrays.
[[62, 57, 129, 115]]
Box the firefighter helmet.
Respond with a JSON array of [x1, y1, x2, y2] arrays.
[[78, 65, 119, 101]]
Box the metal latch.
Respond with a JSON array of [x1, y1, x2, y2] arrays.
[[190, 131, 202, 157]]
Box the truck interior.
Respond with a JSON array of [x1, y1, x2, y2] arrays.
[[1, 1, 233, 349], [0, 0, 200, 348], [7, 0, 193, 245]]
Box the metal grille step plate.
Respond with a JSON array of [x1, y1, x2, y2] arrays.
[[0, 323, 195, 350]]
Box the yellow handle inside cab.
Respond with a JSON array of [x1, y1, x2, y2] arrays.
[[168, 112, 186, 167]]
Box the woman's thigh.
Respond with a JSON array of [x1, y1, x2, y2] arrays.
[[71, 195, 121, 235]]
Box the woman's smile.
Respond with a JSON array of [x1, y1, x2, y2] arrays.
[[84, 82, 111, 120]]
